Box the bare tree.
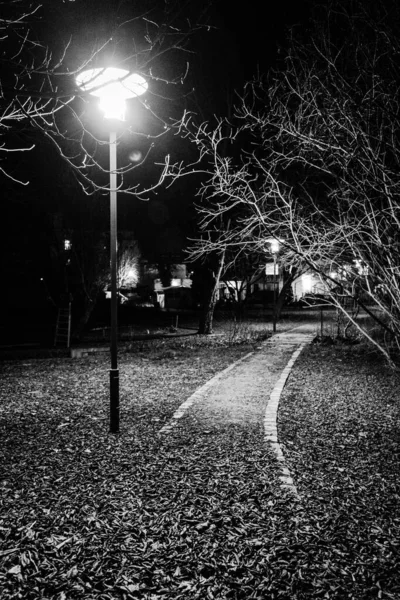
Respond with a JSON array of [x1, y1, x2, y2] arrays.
[[221, 253, 265, 311], [251, 0, 400, 361], [169, 113, 302, 332], [69, 230, 110, 340], [169, 0, 400, 363], [118, 240, 140, 290], [67, 227, 141, 339], [1, 0, 212, 194]]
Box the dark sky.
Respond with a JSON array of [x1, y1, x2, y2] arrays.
[[43, 0, 311, 112], [123, 0, 311, 258], [2, 0, 312, 298], [193, 1, 310, 104]]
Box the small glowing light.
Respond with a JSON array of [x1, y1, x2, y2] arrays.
[[270, 239, 280, 254], [330, 271, 337, 279], [64, 239, 72, 250], [128, 150, 142, 163], [265, 237, 283, 254], [353, 259, 367, 275]]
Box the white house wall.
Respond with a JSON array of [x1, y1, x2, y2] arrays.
[[292, 273, 330, 301]]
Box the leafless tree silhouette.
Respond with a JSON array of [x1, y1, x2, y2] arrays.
[[169, 0, 400, 361], [1, 0, 212, 194]]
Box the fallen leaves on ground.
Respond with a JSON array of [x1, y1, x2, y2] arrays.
[[279, 343, 400, 599], [0, 332, 399, 598]]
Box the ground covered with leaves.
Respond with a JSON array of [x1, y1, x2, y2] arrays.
[[279, 341, 400, 599], [1, 327, 399, 599]]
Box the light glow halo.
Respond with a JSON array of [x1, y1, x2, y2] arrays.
[[76, 68, 148, 99]]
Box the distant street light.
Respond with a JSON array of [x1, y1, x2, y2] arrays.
[[269, 239, 280, 333], [76, 67, 148, 433]]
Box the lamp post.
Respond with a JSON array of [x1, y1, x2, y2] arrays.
[[76, 68, 148, 433], [270, 239, 280, 333]]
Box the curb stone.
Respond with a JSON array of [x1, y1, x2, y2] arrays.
[[158, 327, 315, 501], [264, 336, 314, 500], [158, 351, 255, 434]]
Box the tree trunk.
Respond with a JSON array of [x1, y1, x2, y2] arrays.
[[198, 284, 219, 334], [275, 273, 296, 321], [198, 251, 226, 335], [72, 297, 95, 340]]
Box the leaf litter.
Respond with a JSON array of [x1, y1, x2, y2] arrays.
[[279, 343, 400, 599], [0, 334, 399, 598]]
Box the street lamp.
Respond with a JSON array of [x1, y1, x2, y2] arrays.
[[76, 67, 148, 433], [270, 239, 280, 333]]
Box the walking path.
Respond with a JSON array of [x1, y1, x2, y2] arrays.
[[159, 323, 316, 498]]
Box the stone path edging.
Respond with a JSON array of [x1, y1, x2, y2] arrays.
[[158, 327, 315, 502], [264, 338, 314, 500], [158, 351, 254, 434]]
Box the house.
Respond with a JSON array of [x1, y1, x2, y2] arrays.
[[291, 272, 329, 301], [149, 263, 193, 309], [160, 285, 194, 309]]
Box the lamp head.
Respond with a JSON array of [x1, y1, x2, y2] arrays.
[[270, 239, 280, 254], [76, 67, 148, 121], [98, 96, 126, 121]]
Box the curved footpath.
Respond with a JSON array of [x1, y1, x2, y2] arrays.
[[159, 323, 316, 499]]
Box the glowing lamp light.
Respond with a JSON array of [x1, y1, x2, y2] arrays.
[[98, 96, 126, 121], [76, 68, 148, 120], [353, 259, 367, 275], [265, 237, 282, 254], [270, 239, 280, 254]]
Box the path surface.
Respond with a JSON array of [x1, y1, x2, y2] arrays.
[[159, 323, 316, 496]]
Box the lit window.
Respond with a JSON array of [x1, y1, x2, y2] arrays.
[[303, 275, 313, 293]]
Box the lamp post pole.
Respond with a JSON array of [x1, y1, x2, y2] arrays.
[[109, 130, 119, 433], [76, 68, 148, 434]]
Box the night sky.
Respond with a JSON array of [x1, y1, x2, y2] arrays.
[[195, 1, 310, 105], [1, 0, 311, 315]]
